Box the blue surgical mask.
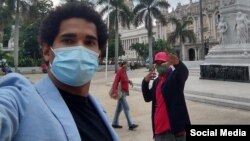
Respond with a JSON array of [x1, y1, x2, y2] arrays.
[[50, 46, 99, 86]]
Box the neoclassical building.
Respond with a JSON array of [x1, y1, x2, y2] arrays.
[[120, 0, 221, 61]]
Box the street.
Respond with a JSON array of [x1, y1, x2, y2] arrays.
[[23, 69, 250, 141]]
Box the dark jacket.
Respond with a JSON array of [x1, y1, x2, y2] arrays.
[[141, 61, 191, 135]]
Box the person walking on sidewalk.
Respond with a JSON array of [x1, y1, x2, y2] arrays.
[[141, 52, 190, 141], [111, 61, 139, 130]]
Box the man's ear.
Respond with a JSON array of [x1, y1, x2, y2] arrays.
[[41, 43, 51, 63]]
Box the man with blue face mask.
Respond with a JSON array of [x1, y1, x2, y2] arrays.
[[0, 2, 119, 141], [141, 52, 191, 141]]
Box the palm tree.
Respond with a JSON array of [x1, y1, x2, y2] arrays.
[[130, 43, 147, 63], [98, 0, 131, 72], [64, 0, 93, 6], [1, 0, 36, 71], [133, 0, 169, 68], [167, 18, 196, 61], [0, 2, 13, 44]]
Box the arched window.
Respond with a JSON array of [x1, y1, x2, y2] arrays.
[[215, 11, 220, 24]]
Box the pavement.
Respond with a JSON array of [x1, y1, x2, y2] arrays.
[[126, 68, 250, 111], [88, 68, 250, 141], [10, 66, 250, 141]]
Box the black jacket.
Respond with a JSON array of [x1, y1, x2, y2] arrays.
[[141, 61, 191, 135]]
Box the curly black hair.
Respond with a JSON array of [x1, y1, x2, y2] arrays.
[[38, 2, 108, 50]]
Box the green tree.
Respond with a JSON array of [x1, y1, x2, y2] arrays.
[[130, 40, 175, 63], [1, 0, 38, 71], [98, 0, 132, 72], [0, 50, 7, 61], [0, 2, 12, 43], [63, 0, 94, 6], [130, 43, 147, 63], [2, 24, 12, 47], [19, 0, 53, 66], [26, 0, 53, 24], [133, 0, 169, 68], [167, 18, 196, 60], [152, 39, 175, 55], [101, 28, 124, 62]]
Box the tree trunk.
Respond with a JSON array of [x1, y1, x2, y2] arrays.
[[137, 52, 139, 63], [114, 10, 119, 73], [148, 12, 153, 69], [180, 42, 185, 61], [148, 31, 153, 68], [179, 37, 184, 61], [0, 23, 4, 45], [14, 0, 20, 72]]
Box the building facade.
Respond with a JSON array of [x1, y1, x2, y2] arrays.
[[120, 0, 221, 61], [162, 0, 220, 61], [120, 26, 157, 60]]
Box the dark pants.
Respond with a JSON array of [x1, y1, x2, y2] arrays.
[[154, 132, 186, 141]]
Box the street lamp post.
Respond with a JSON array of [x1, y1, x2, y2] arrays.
[[105, 0, 110, 81], [14, 0, 20, 72], [199, 0, 205, 60]]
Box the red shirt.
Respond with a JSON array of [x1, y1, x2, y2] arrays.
[[112, 68, 129, 94], [41, 64, 47, 70], [154, 74, 171, 134]]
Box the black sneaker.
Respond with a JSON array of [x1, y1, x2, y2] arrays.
[[112, 125, 123, 128], [129, 124, 138, 130]]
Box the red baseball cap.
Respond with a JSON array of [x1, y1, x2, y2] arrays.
[[154, 52, 169, 62]]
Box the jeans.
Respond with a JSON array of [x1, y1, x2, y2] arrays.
[[112, 92, 133, 127], [154, 132, 186, 141]]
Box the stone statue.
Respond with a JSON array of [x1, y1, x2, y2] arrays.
[[217, 17, 228, 44], [222, 0, 236, 7], [235, 12, 249, 44]]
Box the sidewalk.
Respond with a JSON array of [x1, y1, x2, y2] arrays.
[[114, 67, 250, 111], [18, 71, 250, 141]]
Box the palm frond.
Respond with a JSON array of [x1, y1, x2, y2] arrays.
[[133, 3, 146, 14], [153, 1, 170, 10], [182, 30, 196, 43], [119, 2, 130, 11], [181, 34, 186, 43], [144, 12, 152, 30], [167, 32, 178, 44], [20, 0, 30, 13], [108, 10, 117, 29], [97, 0, 109, 5], [6, 0, 15, 11], [169, 17, 181, 27], [182, 20, 193, 29], [99, 5, 109, 16], [117, 2, 131, 28], [138, 0, 152, 6], [119, 11, 130, 28], [133, 9, 146, 27], [151, 7, 166, 25]]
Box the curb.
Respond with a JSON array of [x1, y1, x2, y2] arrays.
[[129, 85, 250, 111]]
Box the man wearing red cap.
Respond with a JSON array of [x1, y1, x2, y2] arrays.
[[141, 52, 190, 141]]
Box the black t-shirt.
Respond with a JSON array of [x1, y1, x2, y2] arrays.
[[59, 89, 113, 141]]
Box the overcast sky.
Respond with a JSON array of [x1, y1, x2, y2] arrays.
[[168, 0, 190, 9], [53, 0, 195, 9]]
